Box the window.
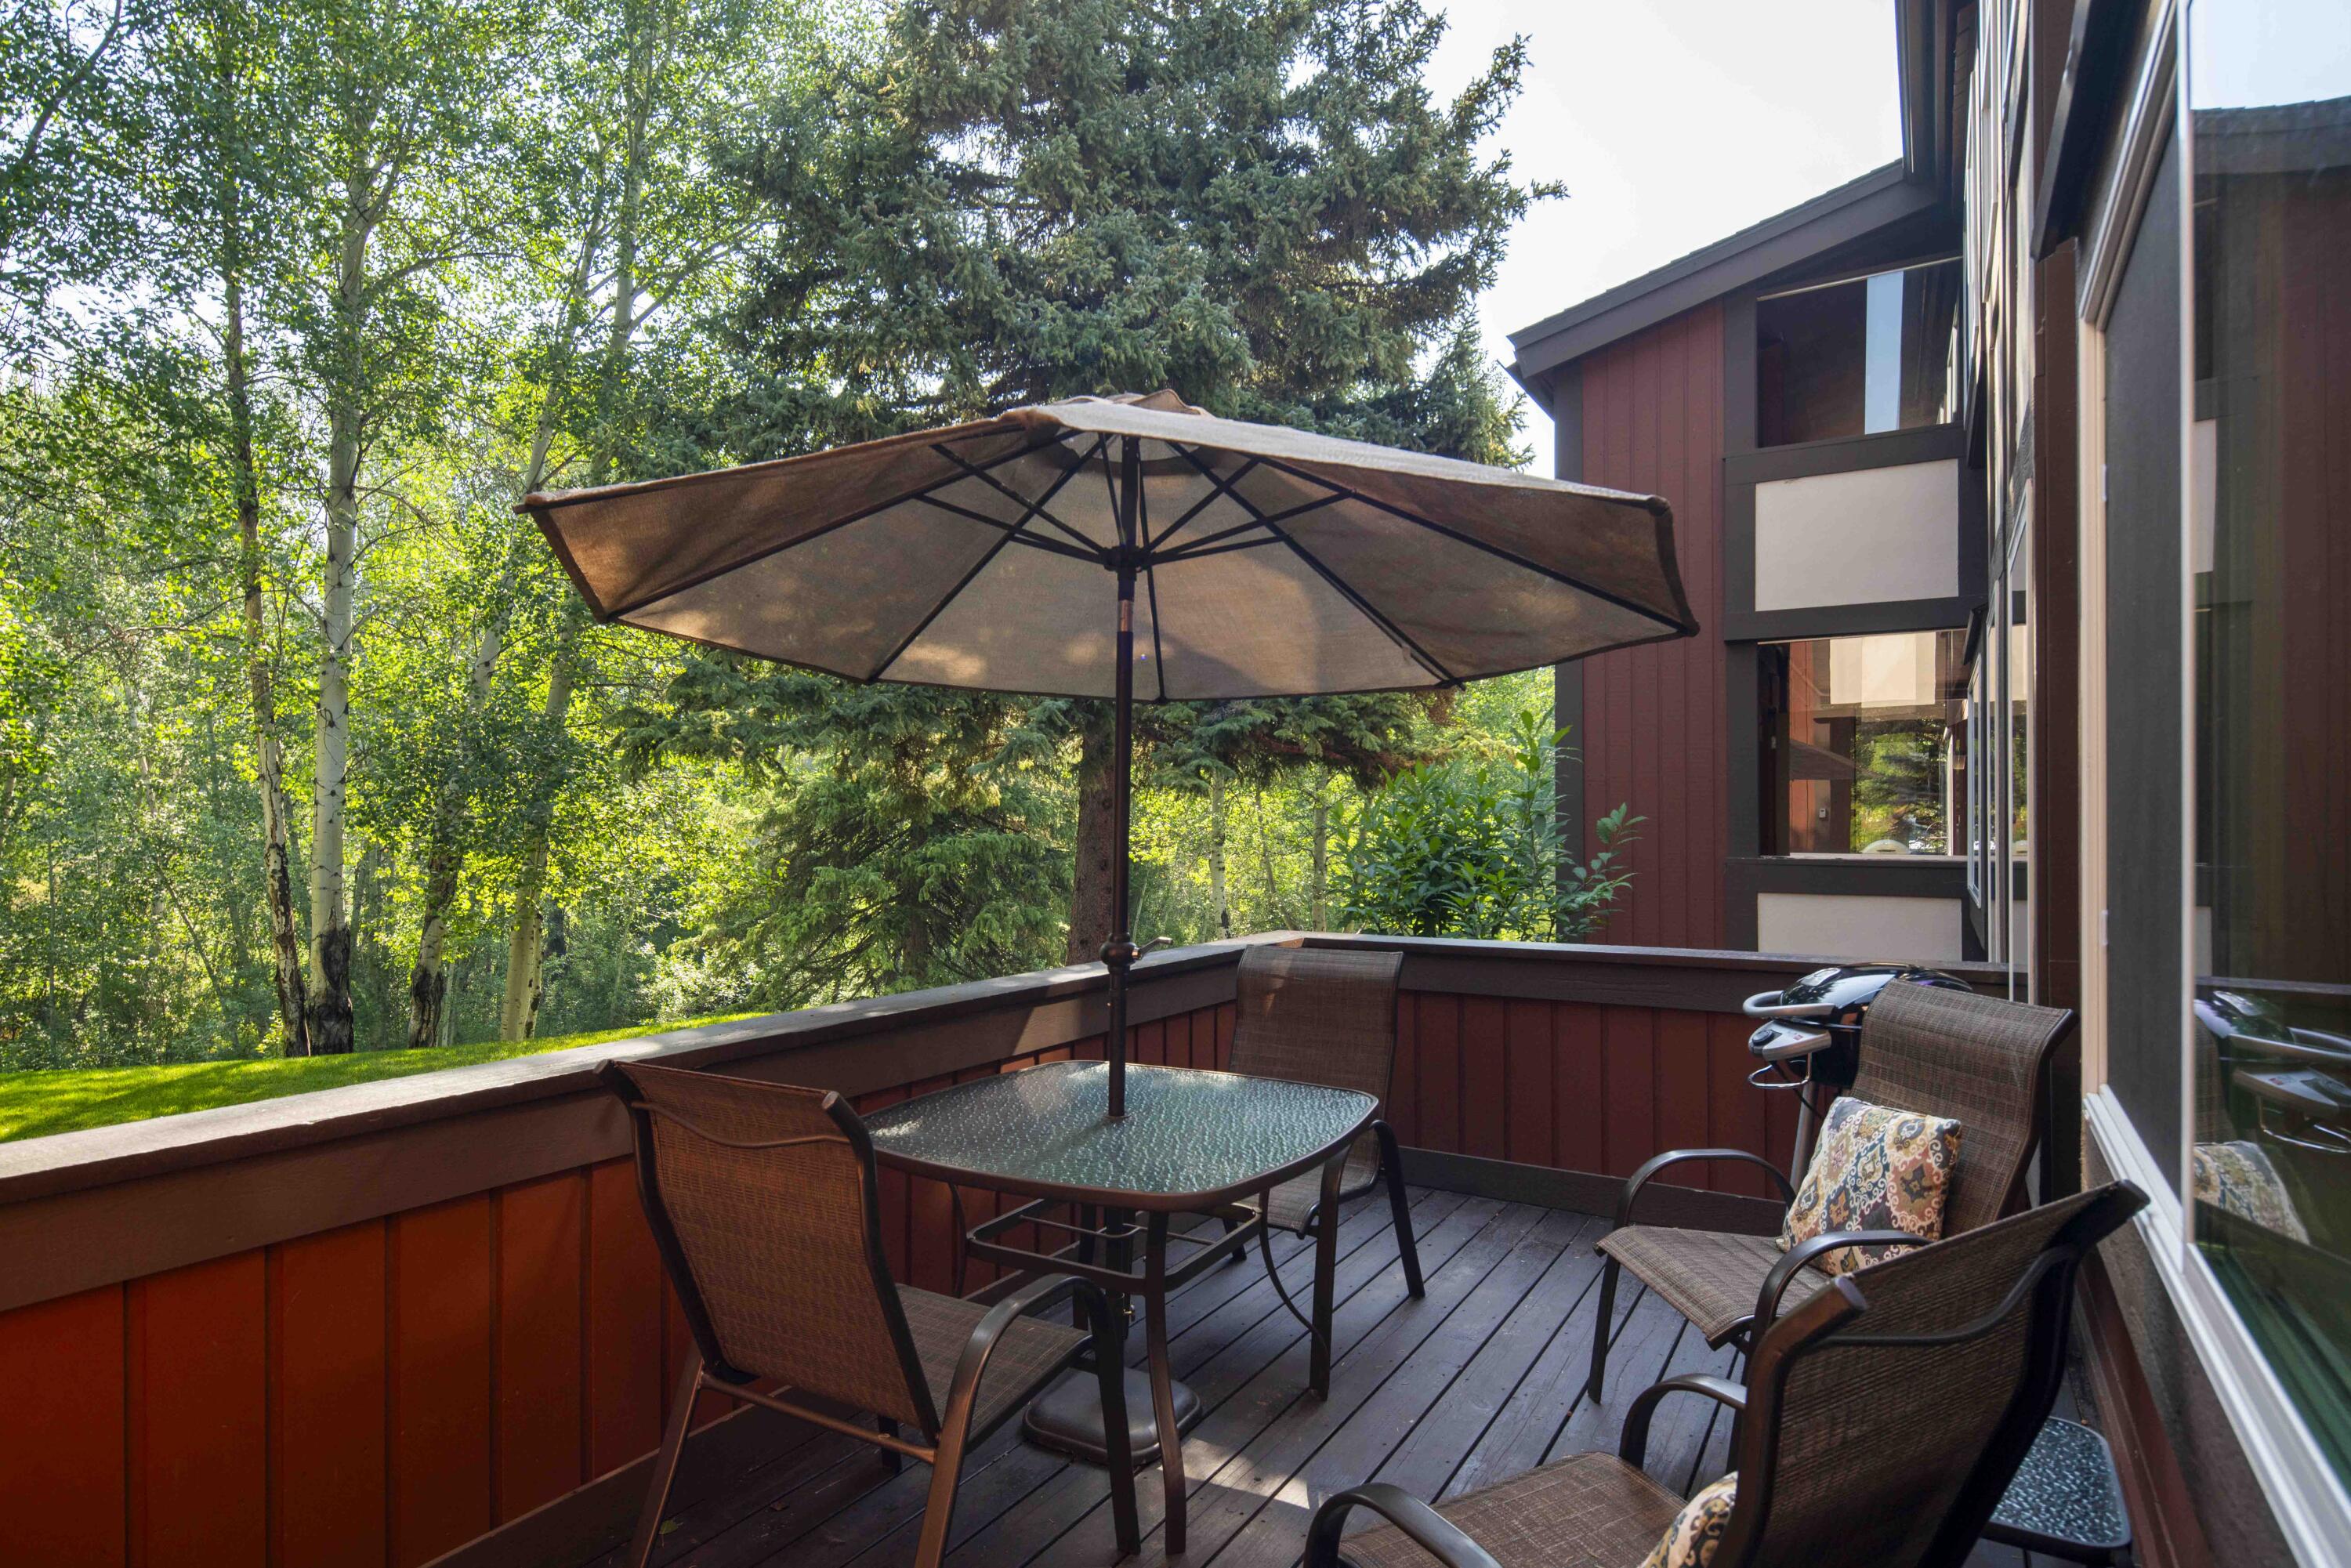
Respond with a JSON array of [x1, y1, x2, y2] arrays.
[[1757, 630, 1969, 856], [2002, 507, 2031, 972], [2101, 122, 2189, 1190], [1756, 259, 1962, 446], [2186, 0, 2351, 1485]]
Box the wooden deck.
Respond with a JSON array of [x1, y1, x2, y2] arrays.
[[614, 1189, 2049, 1568]]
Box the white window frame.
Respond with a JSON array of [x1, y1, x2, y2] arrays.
[[2072, 3, 2351, 1559]]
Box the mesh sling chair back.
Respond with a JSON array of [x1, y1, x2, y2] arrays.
[[600, 1060, 1139, 1568], [1225, 944, 1424, 1295], [1587, 980, 2075, 1399], [1306, 1182, 2147, 1568]]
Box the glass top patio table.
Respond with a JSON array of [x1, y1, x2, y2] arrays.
[[862, 1059, 1375, 1210]]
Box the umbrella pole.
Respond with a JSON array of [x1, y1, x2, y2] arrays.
[[1103, 444, 1141, 1119]]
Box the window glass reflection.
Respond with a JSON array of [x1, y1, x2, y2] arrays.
[[1756, 259, 1962, 447], [1757, 630, 1969, 857], [2188, 0, 2351, 1488]]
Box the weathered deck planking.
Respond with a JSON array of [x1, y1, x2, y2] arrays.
[[631, 1192, 2059, 1568]]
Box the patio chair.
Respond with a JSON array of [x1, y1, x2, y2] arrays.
[[1305, 1181, 2146, 1568], [1223, 944, 1423, 1301], [599, 1060, 1139, 1568], [1585, 980, 2074, 1398]]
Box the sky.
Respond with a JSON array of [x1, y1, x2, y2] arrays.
[[1426, 1, 1907, 473]]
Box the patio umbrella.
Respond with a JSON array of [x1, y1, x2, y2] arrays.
[[521, 389, 1695, 1116]]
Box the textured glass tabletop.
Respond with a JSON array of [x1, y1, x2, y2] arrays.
[[863, 1060, 1375, 1210]]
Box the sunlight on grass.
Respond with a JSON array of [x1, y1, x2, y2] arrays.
[[0, 1013, 762, 1145]]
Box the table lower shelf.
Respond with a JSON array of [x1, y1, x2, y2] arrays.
[[1023, 1364, 1204, 1468]]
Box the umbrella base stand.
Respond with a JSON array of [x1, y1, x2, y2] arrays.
[[1023, 1366, 1202, 1468]]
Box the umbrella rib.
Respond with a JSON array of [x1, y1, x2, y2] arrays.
[[1144, 560, 1167, 701], [1151, 494, 1342, 563], [915, 494, 1102, 563], [1246, 453, 1693, 635], [1168, 444, 1457, 686], [931, 440, 1107, 557], [868, 439, 1102, 682], [1145, 456, 1259, 552], [600, 436, 1056, 621], [1150, 536, 1283, 564]]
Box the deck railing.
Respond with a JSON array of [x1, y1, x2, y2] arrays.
[[0, 933, 2005, 1568]]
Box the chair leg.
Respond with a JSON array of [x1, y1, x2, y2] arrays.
[[1375, 1121, 1423, 1298], [911, 1418, 969, 1568], [1587, 1253, 1621, 1401], [1085, 1288, 1142, 1556], [1310, 1156, 1343, 1396], [879, 1416, 904, 1473], [628, 1349, 705, 1568]]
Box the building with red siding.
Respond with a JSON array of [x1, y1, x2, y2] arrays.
[[1510, 167, 1986, 961]]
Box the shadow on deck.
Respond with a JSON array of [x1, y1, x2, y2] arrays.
[[607, 1187, 2056, 1568]]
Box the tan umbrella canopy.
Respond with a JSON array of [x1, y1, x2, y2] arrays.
[[522, 389, 1694, 1113]]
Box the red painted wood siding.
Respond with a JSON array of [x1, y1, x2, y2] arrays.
[[0, 1003, 1233, 1568], [0, 980, 1783, 1568], [1393, 989, 1792, 1198], [1577, 304, 1729, 950]]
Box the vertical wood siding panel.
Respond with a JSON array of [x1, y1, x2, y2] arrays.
[[1653, 1010, 1715, 1187], [1602, 1007, 1659, 1176], [1459, 996, 1509, 1161], [389, 1196, 495, 1567], [1503, 999, 1554, 1166], [0, 1287, 126, 1567], [1707, 1013, 1775, 1198], [1579, 305, 1728, 950], [856, 1085, 913, 1284], [129, 1253, 269, 1566], [661, 1283, 731, 1430], [1661, 320, 1696, 946], [1215, 1001, 1236, 1070], [273, 1222, 389, 1568], [903, 1074, 957, 1295], [586, 1159, 664, 1477], [1388, 996, 1420, 1147], [1414, 993, 1462, 1154], [1555, 1001, 1608, 1171], [495, 1174, 585, 1521]]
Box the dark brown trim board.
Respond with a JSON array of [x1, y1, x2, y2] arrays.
[[2033, 238, 2085, 1199], [1722, 855, 1976, 954], [1296, 932, 2009, 1012], [1720, 422, 1982, 641], [1510, 165, 1946, 381], [2076, 1248, 2218, 1568]]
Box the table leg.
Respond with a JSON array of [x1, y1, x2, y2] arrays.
[[1310, 1154, 1345, 1396], [1145, 1211, 1185, 1557]]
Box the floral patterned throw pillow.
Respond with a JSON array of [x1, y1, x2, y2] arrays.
[[1778, 1097, 1962, 1276], [1639, 1473, 1738, 1568], [2193, 1140, 2309, 1241]]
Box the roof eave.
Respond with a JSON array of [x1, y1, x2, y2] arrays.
[[1507, 165, 1947, 380]]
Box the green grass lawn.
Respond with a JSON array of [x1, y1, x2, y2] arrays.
[[0, 1013, 759, 1145]]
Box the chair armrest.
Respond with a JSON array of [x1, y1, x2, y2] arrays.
[[939, 1271, 1083, 1437], [1305, 1483, 1504, 1568], [1614, 1150, 1797, 1231], [1753, 1229, 1925, 1332], [1618, 1373, 1748, 1468]]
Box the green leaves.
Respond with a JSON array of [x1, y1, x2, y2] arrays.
[[1334, 711, 1640, 943]]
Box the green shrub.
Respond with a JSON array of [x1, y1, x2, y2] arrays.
[[1333, 711, 1638, 941]]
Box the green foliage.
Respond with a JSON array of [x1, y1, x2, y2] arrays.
[[0, 0, 1572, 1104], [0, 1009, 760, 1143], [1335, 711, 1639, 942]]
